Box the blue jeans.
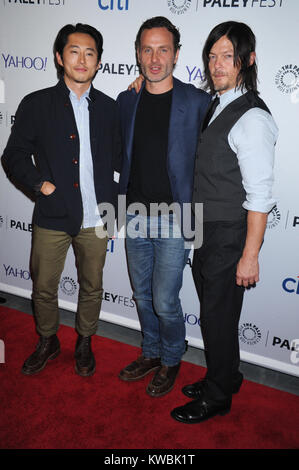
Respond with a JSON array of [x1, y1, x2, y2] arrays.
[[125, 212, 189, 366]]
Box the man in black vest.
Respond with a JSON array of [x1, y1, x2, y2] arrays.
[[2, 24, 121, 377], [171, 22, 278, 423]]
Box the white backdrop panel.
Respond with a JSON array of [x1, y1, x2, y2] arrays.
[[0, 0, 298, 376]]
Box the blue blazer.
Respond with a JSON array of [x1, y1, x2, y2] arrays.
[[117, 77, 211, 208]]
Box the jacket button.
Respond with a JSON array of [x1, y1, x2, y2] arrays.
[[70, 134, 76, 140], [73, 182, 79, 188]]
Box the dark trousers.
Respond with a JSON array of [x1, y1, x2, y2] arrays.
[[192, 219, 247, 404], [31, 225, 108, 338]]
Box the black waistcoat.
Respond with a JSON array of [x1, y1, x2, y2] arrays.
[[193, 91, 270, 221]]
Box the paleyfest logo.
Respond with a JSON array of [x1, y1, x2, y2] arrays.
[[200, 0, 283, 7], [5, 0, 65, 6], [167, 0, 192, 15]]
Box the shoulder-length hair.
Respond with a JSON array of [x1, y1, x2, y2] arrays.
[[202, 21, 258, 94]]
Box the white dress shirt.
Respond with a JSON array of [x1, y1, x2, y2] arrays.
[[209, 88, 278, 213], [69, 87, 103, 228]]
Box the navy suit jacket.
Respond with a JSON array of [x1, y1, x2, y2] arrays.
[[117, 77, 211, 209]]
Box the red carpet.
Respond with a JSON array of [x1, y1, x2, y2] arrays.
[[0, 306, 298, 450]]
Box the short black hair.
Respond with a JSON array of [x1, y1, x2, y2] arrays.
[[202, 21, 258, 94], [53, 23, 103, 79], [135, 16, 181, 54]]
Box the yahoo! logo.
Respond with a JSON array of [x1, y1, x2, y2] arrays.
[[1, 54, 47, 71], [3, 264, 31, 280], [184, 313, 200, 326], [282, 276, 299, 294], [186, 66, 204, 83]]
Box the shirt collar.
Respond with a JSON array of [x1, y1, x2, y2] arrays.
[[216, 86, 244, 109], [68, 85, 91, 102]]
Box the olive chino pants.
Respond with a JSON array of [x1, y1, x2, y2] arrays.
[[31, 224, 108, 338]]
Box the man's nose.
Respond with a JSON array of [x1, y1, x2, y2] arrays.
[[214, 56, 224, 68], [79, 52, 86, 63], [151, 50, 159, 62]]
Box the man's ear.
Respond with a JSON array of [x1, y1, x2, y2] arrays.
[[174, 48, 179, 66], [249, 51, 256, 66], [56, 51, 63, 67]]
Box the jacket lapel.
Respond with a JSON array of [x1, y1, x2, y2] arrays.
[[167, 78, 186, 161], [88, 84, 103, 160], [126, 82, 145, 161]]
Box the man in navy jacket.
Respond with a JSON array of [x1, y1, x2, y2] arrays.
[[2, 23, 121, 377], [117, 17, 210, 397]]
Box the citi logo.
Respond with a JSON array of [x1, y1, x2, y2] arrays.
[[98, 0, 129, 10], [282, 276, 299, 294], [107, 238, 115, 253]]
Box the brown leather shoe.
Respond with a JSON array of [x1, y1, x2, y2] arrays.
[[21, 334, 60, 375], [75, 335, 95, 377], [146, 363, 181, 397], [119, 355, 161, 382]]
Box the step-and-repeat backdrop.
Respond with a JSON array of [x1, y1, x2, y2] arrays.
[[0, 0, 298, 376]]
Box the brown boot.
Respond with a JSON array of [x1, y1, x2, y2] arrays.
[[21, 335, 60, 375], [119, 355, 161, 382], [146, 363, 181, 397]]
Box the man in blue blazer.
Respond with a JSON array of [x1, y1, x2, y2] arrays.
[[2, 24, 121, 378], [117, 17, 210, 397]]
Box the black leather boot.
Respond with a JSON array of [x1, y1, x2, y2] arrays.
[[21, 334, 60, 375], [75, 335, 95, 377]]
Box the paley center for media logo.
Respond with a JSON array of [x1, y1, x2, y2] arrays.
[[239, 322, 262, 346], [60, 276, 77, 296], [167, 0, 192, 15], [275, 64, 299, 95], [266, 206, 281, 229]]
